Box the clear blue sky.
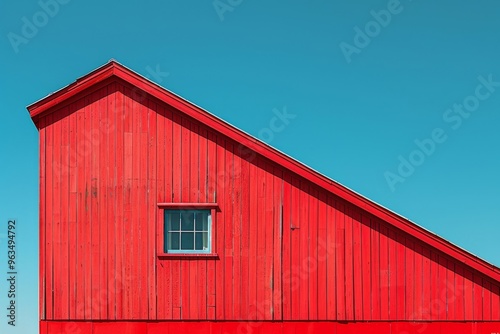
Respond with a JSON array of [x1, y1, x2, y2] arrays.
[[1, 0, 499, 333]]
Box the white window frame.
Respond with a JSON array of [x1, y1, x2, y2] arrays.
[[157, 203, 219, 258], [164, 209, 212, 254]]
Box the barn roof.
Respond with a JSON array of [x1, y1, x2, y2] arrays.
[[27, 60, 500, 283]]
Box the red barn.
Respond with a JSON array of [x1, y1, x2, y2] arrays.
[[28, 61, 500, 333]]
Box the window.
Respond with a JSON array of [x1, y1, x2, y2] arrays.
[[164, 209, 211, 254], [157, 203, 218, 257]]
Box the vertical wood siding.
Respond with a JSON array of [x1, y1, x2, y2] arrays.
[[39, 81, 500, 322]]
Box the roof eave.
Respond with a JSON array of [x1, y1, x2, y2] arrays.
[[27, 60, 117, 120]]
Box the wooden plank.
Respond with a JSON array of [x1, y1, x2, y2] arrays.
[[180, 116, 190, 203], [232, 144, 242, 320], [171, 112, 183, 203], [247, 158, 258, 320], [361, 213, 371, 320], [387, 229, 397, 320], [198, 126, 208, 320], [344, 205, 354, 320], [298, 180, 309, 320], [404, 237, 415, 320], [492, 283, 500, 320], [215, 135, 226, 319], [128, 89, 140, 319], [75, 100, 86, 319], [413, 243, 423, 320], [105, 83, 117, 320], [198, 126, 208, 203], [437, 255, 448, 320], [139, 104, 149, 319], [197, 257, 207, 320], [395, 232, 406, 320], [263, 162, 274, 321], [189, 121, 200, 320], [98, 86, 108, 320], [147, 98, 158, 319], [180, 117, 191, 319], [114, 84, 125, 320], [325, 195, 336, 320], [272, 167, 283, 321], [335, 200, 345, 320], [370, 218, 381, 320], [187, 245, 197, 318], [224, 141, 235, 319], [164, 105, 174, 319], [68, 104, 78, 320], [483, 279, 492, 321], [473, 273, 484, 320], [239, 145, 251, 321], [155, 105, 166, 319], [89, 92, 101, 320], [81, 95, 92, 320], [421, 247, 431, 321], [351, 208, 362, 320], [379, 222, 389, 320], [52, 108, 62, 319], [308, 187, 319, 320], [68, 192, 80, 319], [464, 269, 474, 320], [317, 190, 327, 320], [122, 86, 133, 319], [165, 106, 174, 204], [171, 110, 182, 319], [39, 115, 47, 321], [59, 106, 70, 319], [290, 177, 301, 320], [255, 157, 266, 320], [171, 258, 181, 320], [44, 115, 54, 321], [454, 263, 465, 320], [189, 122, 200, 203], [138, 98, 149, 319], [281, 172, 292, 320], [206, 131, 217, 320], [429, 251, 440, 319], [446, 259, 455, 320]]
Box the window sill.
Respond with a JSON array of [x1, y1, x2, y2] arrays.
[[157, 253, 219, 259], [158, 203, 219, 209]]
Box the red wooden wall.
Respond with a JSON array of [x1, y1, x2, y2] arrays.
[[37, 79, 500, 325]]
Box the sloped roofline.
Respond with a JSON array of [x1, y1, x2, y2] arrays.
[[27, 60, 500, 283]]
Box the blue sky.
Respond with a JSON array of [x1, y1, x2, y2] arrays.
[[0, 0, 499, 333]]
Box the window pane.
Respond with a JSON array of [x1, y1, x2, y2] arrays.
[[181, 232, 194, 250], [195, 232, 204, 250], [195, 212, 208, 231], [203, 214, 209, 231], [203, 232, 208, 250], [167, 212, 180, 231], [165, 210, 211, 253], [181, 211, 194, 231], [167, 232, 180, 250]]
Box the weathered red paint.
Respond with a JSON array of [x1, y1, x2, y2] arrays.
[[29, 61, 500, 333]]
